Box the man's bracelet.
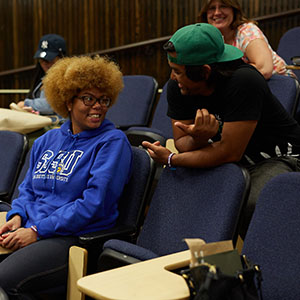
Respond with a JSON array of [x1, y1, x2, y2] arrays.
[[167, 153, 176, 170]]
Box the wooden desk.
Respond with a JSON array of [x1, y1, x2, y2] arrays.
[[286, 65, 300, 70], [77, 250, 191, 300], [0, 212, 13, 255], [0, 89, 30, 94]]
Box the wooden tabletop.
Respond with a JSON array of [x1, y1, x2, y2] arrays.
[[0, 212, 13, 255], [286, 65, 300, 70], [0, 89, 29, 94], [77, 250, 191, 300]]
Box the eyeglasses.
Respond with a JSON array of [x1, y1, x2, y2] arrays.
[[207, 4, 231, 12], [77, 95, 111, 107]]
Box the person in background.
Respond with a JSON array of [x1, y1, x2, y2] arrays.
[[14, 34, 67, 118], [142, 23, 300, 239], [197, 0, 296, 79], [0, 55, 132, 299]]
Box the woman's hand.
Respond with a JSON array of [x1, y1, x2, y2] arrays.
[[17, 101, 25, 108], [0, 228, 38, 251], [0, 215, 22, 236]]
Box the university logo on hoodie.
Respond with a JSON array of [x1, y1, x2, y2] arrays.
[[33, 150, 83, 182]]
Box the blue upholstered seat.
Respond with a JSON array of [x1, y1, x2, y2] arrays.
[[126, 80, 173, 146], [0, 130, 28, 203], [267, 74, 300, 118], [106, 75, 158, 130], [277, 26, 300, 80], [98, 163, 250, 271], [242, 172, 300, 300]]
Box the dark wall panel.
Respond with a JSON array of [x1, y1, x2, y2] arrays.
[[0, 0, 299, 107]]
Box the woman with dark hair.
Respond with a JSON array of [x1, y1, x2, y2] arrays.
[[198, 0, 296, 79], [12, 34, 67, 117]]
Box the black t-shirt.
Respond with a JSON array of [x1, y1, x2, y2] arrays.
[[167, 64, 300, 163]]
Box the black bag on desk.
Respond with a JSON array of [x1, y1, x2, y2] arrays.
[[181, 250, 262, 300]]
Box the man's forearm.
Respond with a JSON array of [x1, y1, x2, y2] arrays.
[[175, 135, 210, 153], [171, 141, 243, 168]]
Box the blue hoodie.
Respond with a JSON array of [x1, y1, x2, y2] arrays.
[[7, 119, 132, 238]]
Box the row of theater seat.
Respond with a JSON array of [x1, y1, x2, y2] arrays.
[[1, 130, 300, 299], [1, 69, 299, 204], [1, 24, 300, 297]]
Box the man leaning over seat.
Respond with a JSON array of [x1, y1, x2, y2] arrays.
[[142, 23, 300, 238]]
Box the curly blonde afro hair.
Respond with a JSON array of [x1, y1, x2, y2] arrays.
[[43, 55, 124, 118]]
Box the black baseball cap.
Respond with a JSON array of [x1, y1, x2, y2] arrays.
[[33, 34, 66, 61]]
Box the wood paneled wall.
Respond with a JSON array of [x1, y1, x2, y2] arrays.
[[0, 0, 300, 107]]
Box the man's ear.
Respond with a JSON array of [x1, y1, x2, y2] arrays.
[[202, 64, 212, 80]]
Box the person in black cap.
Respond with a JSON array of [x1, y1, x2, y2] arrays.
[[142, 23, 300, 237], [13, 34, 66, 117]]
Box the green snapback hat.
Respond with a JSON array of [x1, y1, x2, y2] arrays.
[[167, 23, 243, 65]]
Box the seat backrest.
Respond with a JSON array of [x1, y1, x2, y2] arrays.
[[0, 130, 28, 203], [106, 75, 158, 130], [124, 81, 173, 147], [150, 80, 173, 139], [277, 27, 300, 65], [277, 26, 300, 79], [11, 147, 32, 201], [117, 146, 156, 232], [267, 74, 300, 117], [242, 172, 300, 300], [137, 163, 250, 256]]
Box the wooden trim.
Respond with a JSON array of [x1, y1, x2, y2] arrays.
[[88, 36, 172, 56], [0, 8, 299, 78], [0, 65, 36, 77], [253, 8, 300, 22]]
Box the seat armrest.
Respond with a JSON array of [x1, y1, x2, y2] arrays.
[[97, 248, 142, 272], [78, 224, 136, 246], [126, 128, 167, 147], [0, 287, 9, 300]]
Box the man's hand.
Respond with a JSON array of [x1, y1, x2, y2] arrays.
[[175, 108, 219, 140], [173, 109, 219, 152], [142, 141, 172, 165]]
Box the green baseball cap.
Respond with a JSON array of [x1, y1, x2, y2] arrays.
[[167, 23, 243, 65]]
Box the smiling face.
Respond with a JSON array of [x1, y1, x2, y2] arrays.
[[67, 87, 109, 134], [168, 59, 214, 96], [206, 0, 234, 34]]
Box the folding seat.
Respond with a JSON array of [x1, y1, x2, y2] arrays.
[[267, 74, 300, 119], [106, 75, 158, 130], [277, 26, 300, 80], [97, 163, 250, 272], [0, 130, 28, 203], [126, 80, 173, 147], [242, 172, 300, 300]]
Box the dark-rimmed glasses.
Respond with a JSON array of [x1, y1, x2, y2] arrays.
[[76, 95, 111, 107]]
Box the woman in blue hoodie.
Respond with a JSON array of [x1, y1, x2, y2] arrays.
[[0, 55, 132, 299]]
